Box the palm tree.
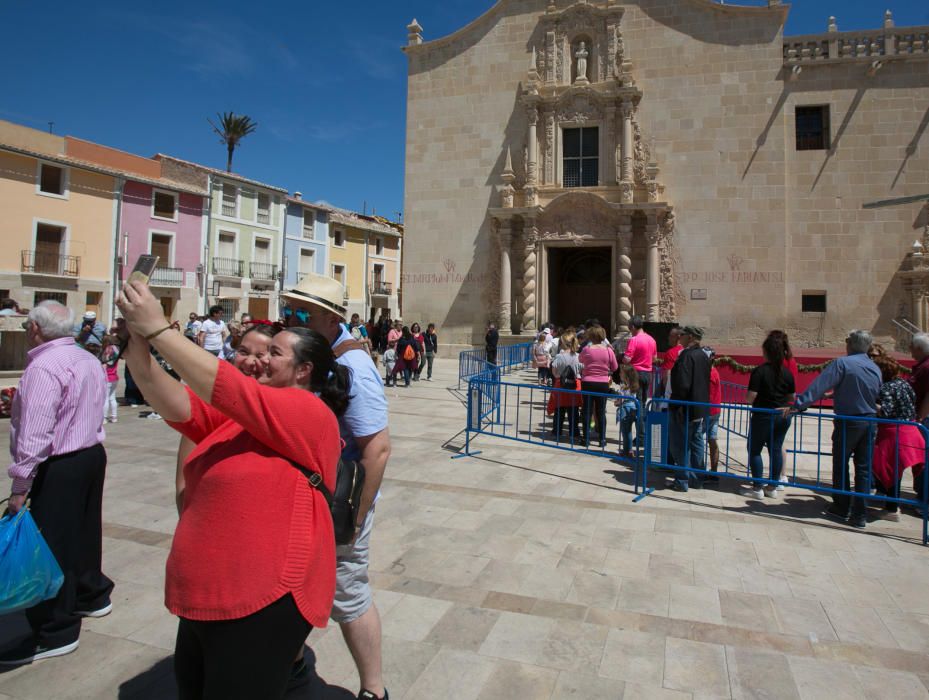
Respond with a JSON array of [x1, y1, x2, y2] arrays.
[[208, 112, 258, 172]]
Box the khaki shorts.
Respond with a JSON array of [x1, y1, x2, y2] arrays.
[[331, 506, 375, 623]]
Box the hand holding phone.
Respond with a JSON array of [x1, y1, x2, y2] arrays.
[[128, 254, 159, 285]]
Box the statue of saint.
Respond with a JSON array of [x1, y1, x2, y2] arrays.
[[574, 42, 589, 82]]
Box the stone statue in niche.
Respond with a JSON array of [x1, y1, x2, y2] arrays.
[[574, 42, 589, 83]]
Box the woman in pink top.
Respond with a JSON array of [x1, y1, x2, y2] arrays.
[[579, 325, 619, 447]]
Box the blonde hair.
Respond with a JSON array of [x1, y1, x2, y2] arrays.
[[559, 331, 579, 353]]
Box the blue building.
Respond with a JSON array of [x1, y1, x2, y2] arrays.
[[282, 195, 329, 288]]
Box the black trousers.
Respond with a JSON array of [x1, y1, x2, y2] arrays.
[[174, 594, 311, 700], [26, 444, 113, 648], [831, 419, 875, 518], [636, 370, 652, 407], [581, 381, 610, 444]]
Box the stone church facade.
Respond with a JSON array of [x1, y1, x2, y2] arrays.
[[402, 0, 929, 353]]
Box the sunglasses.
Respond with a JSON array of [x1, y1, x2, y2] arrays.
[[281, 306, 310, 324]]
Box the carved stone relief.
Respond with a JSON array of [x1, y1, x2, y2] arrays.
[[534, 193, 619, 242], [633, 120, 651, 185], [658, 211, 683, 321]]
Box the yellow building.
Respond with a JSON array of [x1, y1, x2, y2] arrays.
[[328, 209, 402, 321], [0, 121, 117, 323]]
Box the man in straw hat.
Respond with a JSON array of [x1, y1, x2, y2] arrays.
[[280, 274, 391, 700]]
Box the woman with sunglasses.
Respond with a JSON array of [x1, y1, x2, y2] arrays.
[[116, 280, 349, 700]]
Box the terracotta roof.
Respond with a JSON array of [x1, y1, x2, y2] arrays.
[[286, 197, 332, 212], [329, 207, 403, 236], [0, 141, 209, 197], [154, 153, 289, 193]]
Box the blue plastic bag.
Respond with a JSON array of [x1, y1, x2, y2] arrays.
[[0, 508, 64, 615]]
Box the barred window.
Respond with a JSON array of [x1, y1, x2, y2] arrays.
[[563, 127, 598, 187]]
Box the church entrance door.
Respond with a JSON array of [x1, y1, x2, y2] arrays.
[[547, 246, 612, 335]]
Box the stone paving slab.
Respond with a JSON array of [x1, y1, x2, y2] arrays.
[[1, 363, 929, 698]]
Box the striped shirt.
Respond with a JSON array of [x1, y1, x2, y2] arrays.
[[8, 337, 107, 494]]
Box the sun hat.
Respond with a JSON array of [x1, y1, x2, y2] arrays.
[[280, 273, 348, 321]]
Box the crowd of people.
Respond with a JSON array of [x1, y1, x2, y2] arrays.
[[524, 316, 928, 528], [2, 272, 395, 700]]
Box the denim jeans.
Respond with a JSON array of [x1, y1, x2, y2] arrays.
[[618, 401, 638, 454], [669, 409, 705, 488], [831, 419, 875, 518], [425, 351, 435, 379], [748, 413, 792, 487]]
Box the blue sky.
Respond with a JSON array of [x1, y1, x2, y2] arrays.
[[2, 1, 926, 219]]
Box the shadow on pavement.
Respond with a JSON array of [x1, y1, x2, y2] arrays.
[[118, 656, 175, 699]]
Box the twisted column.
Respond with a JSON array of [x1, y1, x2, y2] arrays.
[[522, 222, 538, 333], [618, 226, 633, 328]]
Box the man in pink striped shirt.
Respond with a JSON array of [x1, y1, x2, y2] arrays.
[[2, 301, 113, 665]]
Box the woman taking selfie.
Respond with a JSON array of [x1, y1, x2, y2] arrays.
[[116, 280, 348, 700]]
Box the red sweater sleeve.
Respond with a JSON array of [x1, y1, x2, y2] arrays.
[[166, 386, 231, 444], [207, 361, 339, 490]]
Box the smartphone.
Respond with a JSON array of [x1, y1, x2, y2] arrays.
[[128, 254, 159, 285]]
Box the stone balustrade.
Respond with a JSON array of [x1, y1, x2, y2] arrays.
[[784, 26, 929, 64]]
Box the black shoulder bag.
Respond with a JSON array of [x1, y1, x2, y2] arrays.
[[291, 458, 365, 546]]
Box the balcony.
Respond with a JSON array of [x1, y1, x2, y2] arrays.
[[370, 281, 392, 296], [21, 250, 80, 277], [249, 261, 278, 281], [150, 266, 184, 287], [212, 257, 244, 277]]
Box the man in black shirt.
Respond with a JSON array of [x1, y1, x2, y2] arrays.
[[669, 325, 711, 491], [485, 322, 499, 365]]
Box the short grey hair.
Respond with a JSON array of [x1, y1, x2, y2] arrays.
[[912, 333, 929, 355], [845, 329, 873, 354], [29, 301, 75, 340]]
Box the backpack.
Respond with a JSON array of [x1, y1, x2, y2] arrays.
[[289, 337, 372, 544], [561, 362, 579, 390], [403, 343, 416, 362]]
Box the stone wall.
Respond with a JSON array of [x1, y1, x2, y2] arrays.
[[403, 0, 929, 351]]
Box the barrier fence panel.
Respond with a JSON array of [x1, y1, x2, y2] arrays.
[[457, 343, 533, 389], [639, 398, 929, 544], [457, 375, 643, 493]]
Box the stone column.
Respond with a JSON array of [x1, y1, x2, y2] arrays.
[[620, 99, 634, 203], [498, 220, 513, 330], [617, 221, 633, 328], [913, 288, 927, 331], [526, 107, 539, 206], [645, 220, 661, 321], [522, 219, 538, 333]]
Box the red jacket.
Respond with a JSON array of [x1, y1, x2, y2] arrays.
[[166, 361, 340, 626]]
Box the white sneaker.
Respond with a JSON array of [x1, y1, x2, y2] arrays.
[[776, 476, 787, 491], [748, 488, 765, 499], [76, 602, 112, 618], [146, 412, 162, 420], [763, 486, 778, 498]]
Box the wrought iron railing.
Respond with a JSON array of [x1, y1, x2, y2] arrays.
[[21, 250, 80, 277], [249, 262, 278, 281], [370, 281, 392, 296], [212, 257, 243, 277], [150, 266, 184, 287]]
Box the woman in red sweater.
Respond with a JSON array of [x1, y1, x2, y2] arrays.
[[117, 280, 348, 700]]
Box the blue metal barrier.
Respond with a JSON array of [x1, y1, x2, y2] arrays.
[[456, 375, 644, 494], [457, 342, 533, 389], [639, 398, 929, 544]]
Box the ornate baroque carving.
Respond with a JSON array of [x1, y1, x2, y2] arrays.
[[658, 211, 684, 321], [534, 193, 618, 243], [557, 93, 595, 123], [618, 229, 633, 327], [633, 120, 651, 185], [619, 180, 634, 204], [544, 112, 555, 184], [545, 31, 556, 83]]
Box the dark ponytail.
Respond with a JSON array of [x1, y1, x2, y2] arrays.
[[762, 330, 786, 370], [281, 327, 352, 417]]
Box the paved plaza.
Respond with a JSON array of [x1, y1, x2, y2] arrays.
[[2, 362, 929, 699]]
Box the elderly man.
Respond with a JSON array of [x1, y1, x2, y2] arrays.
[[910, 333, 929, 425], [668, 325, 712, 491], [73, 310, 106, 350], [2, 302, 112, 665], [786, 330, 881, 529], [280, 274, 391, 700]]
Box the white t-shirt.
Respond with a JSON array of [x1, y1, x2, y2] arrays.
[[200, 319, 226, 351]]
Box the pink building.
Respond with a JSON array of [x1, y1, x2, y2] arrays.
[[65, 138, 208, 319]]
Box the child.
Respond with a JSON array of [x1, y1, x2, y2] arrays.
[[614, 364, 640, 458], [101, 334, 120, 423], [383, 340, 398, 386]]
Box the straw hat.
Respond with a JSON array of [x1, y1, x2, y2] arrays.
[[280, 273, 348, 320]]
